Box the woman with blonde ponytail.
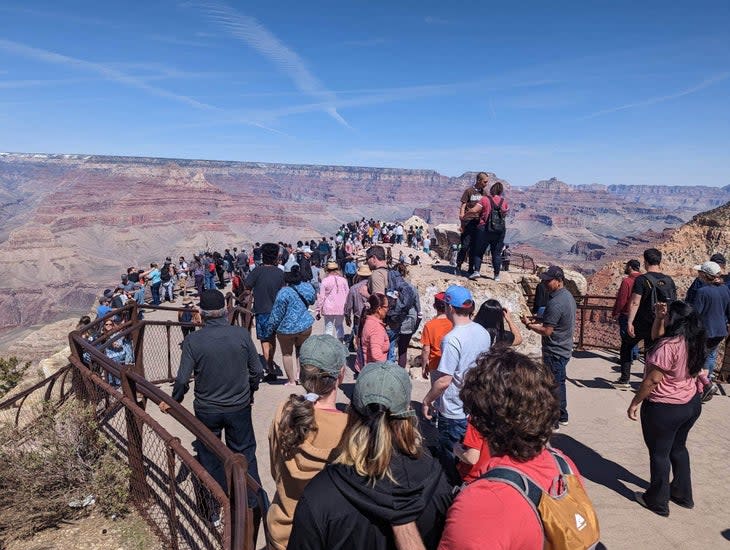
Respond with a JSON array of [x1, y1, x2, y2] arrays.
[[267, 334, 348, 550], [288, 362, 452, 550]]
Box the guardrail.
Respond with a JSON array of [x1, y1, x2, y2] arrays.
[[1, 300, 264, 550], [524, 291, 621, 351]]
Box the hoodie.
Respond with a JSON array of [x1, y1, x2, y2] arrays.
[[287, 449, 452, 550], [267, 403, 348, 550]]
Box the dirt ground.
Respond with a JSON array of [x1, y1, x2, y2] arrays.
[[6, 510, 163, 550], [146, 293, 730, 550]]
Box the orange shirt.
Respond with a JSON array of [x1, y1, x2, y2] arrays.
[[420, 317, 453, 372]]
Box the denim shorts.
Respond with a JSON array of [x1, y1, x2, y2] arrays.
[[255, 312, 275, 341]]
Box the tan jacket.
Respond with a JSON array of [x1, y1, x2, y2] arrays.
[[267, 401, 348, 550]]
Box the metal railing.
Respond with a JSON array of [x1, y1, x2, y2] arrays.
[[524, 291, 621, 351], [1, 301, 264, 550]]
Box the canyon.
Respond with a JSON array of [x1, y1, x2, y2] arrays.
[[1, 152, 728, 350]]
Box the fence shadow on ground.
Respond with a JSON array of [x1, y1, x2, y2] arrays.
[[551, 434, 647, 501]]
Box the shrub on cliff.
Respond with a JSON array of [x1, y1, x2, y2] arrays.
[[0, 404, 129, 544], [0, 356, 31, 398]]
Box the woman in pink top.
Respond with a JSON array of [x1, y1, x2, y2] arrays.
[[357, 293, 390, 371], [468, 182, 509, 281], [316, 261, 349, 341], [627, 300, 705, 517]]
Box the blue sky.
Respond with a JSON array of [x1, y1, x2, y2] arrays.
[[0, 1, 728, 186]]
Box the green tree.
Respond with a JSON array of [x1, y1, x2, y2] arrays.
[[0, 356, 31, 398]]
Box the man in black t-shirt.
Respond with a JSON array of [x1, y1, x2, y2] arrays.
[[456, 172, 488, 275], [615, 248, 676, 387], [245, 242, 285, 381], [252, 243, 262, 267]]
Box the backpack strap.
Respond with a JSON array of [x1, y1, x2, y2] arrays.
[[487, 195, 504, 212], [546, 447, 573, 475], [479, 467, 544, 537], [291, 286, 311, 309]]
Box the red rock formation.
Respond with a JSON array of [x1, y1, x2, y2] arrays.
[[1, 152, 728, 337]]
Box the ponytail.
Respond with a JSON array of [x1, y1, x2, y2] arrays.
[[278, 395, 317, 459], [276, 363, 341, 459]]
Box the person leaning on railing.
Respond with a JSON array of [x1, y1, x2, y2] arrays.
[[159, 288, 264, 511]]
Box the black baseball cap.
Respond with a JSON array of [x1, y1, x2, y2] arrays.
[[710, 253, 726, 266], [539, 265, 564, 281]]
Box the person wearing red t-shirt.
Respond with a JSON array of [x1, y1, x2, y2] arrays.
[[439, 348, 597, 549], [454, 420, 491, 484], [613, 259, 642, 365]]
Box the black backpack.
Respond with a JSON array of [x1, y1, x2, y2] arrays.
[[486, 196, 506, 233], [644, 272, 676, 310], [160, 265, 171, 282], [385, 269, 417, 326]]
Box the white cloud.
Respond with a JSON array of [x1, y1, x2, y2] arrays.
[[583, 72, 730, 119], [0, 38, 215, 111], [196, 1, 349, 127]]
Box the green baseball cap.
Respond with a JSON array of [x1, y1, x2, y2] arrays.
[[299, 334, 347, 375], [353, 361, 415, 419]]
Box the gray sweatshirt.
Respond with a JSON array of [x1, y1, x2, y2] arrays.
[[172, 316, 263, 411]]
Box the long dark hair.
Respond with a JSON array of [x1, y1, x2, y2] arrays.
[[474, 299, 506, 345], [661, 300, 706, 377]]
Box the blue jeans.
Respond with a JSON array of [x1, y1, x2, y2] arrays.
[[162, 280, 175, 301], [436, 413, 467, 485], [150, 282, 161, 305], [543, 353, 570, 423], [705, 337, 724, 378], [204, 272, 216, 290], [386, 326, 398, 362], [194, 404, 260, 507], [618, 314, 639, 360]]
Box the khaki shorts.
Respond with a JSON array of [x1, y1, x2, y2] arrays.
[[276, 327, 313, 356]]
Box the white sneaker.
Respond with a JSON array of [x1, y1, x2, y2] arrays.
[[468, 271, 480, 280], [493, 275, 501, 282]]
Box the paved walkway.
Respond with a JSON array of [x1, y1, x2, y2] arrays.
[[145, 293, 730, 549]]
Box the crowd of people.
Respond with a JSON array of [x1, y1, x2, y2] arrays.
[[81, 174, 729, 548]]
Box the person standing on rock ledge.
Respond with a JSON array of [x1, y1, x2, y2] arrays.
[[520, 265, 576, 429], [455, 172, 488, 276]]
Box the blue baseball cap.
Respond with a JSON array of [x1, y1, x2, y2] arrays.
[[444, 285, 474, 308]]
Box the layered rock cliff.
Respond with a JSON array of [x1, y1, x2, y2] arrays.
[[0, 152, 728, 340]]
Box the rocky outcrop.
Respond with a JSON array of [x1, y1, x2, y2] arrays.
[[570, 241, 606, 261], [431, 224, 461, 261], [589, 201, 730, 298]]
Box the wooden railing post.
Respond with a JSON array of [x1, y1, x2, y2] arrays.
[[579, 297, 587, 350], [226, 455, 249, 550], [166, 323, 172, 380], [166, 440, 181, 550], [121, 365, 148, 502]]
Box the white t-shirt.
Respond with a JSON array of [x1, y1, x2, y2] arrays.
[[436, 321, 491, 419]]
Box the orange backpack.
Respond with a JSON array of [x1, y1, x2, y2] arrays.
[[481, 448, 600, 550]]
